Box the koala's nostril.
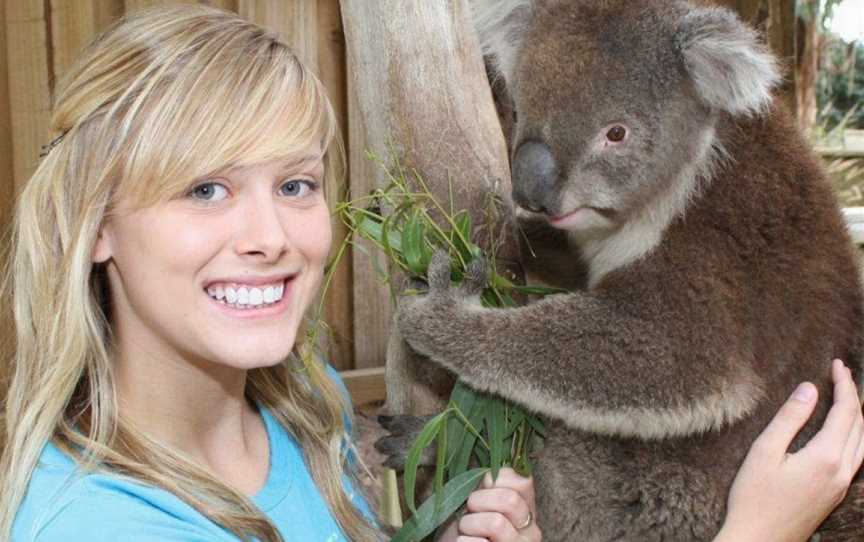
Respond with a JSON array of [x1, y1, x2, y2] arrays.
[[512, 140, 557, 214]]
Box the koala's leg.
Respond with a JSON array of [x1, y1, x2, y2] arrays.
[[374, 414, 437, 470], [397, 253, 762, 440]]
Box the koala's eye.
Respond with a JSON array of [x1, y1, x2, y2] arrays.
[[511, 108, 518, 124], [606, 125, 627, 142]]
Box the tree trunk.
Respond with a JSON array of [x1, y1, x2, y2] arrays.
[[796, 0, 820, 132], [339, 1, 515, 415]]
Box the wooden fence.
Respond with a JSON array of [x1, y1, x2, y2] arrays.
[[0, 0, 396, 379], [0, 0, 800, 391]]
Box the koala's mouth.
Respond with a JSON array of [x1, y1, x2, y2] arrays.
[[548, 206, 617, 230]]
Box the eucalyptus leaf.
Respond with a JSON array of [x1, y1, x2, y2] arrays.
[[390, 468, 489, 542], [486, 396, 507, 479], [404, 410, 449, 514]]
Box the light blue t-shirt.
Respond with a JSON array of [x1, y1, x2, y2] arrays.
[[11, 372, 374, 541]]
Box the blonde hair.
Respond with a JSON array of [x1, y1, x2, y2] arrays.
[[0, 6, 379, 541]]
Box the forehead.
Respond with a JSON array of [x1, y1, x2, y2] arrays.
[[514, 10, 682, 120], [219, 147, 325, 176]]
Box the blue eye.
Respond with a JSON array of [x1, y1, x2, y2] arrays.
[[279, 179, 315, 197], [189, 182, 229, 202]]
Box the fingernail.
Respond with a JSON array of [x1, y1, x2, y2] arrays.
[[792, 383, 816, 403]]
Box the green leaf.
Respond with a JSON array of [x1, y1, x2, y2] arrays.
[[403, 211, 431, 276], [486, 396, 507, 479], [391, 468, 489, 542], [445, 383, 477, 465], [505, 408, 526, 439], [404, 410, 449, 514], [526, 414, 547, 438]]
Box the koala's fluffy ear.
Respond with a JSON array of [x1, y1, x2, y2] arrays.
[[470, 0, 534, 86], [676, 7, 781, 117]]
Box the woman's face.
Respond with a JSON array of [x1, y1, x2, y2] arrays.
[[94, 145, 332, 371]]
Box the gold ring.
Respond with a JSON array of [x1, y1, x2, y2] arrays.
[[517, 510, 533, 530]]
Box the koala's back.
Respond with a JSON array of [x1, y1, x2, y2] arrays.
[[529, 106, 864, 542]]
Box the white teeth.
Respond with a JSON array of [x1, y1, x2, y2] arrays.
[[206, 280, 287, 309], [263, 286, 275, 303], [225, 287, 238, 304], [248, 288, 263, 305]]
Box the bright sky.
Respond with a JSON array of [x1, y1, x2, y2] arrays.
[[830, 0, 864, 43]]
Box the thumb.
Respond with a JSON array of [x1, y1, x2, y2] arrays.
[[752, 382, 819, 459]]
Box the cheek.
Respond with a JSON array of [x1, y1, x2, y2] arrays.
[[295, 206, 333, 266]]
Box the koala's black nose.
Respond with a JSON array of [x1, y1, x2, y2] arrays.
[[512, 140, 558, 215]]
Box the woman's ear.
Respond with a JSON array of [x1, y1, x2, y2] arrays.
[[92, 224, 114, 264]]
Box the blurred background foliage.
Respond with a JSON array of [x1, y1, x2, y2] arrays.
[[796, 0, 863, 206]]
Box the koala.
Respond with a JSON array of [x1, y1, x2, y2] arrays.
[[394, 1, 864, 540]]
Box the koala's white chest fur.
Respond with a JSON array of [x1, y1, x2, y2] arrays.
[[574, 126, 721, 288]]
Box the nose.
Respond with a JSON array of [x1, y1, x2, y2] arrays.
[[511, 140, 558, 215], [234, 193, 290, 261]]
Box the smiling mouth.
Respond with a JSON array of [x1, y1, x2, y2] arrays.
[[204, 277, 293, 310]]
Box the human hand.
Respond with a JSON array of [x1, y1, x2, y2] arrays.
[[715, 359, 864, 542], [437, 467, 542, 542]]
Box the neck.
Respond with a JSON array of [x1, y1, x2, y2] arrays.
[[574, 124, 724, 288], [111, 335, 267, 486]]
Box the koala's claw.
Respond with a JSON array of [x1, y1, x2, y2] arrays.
[[463, 257, 488, 295], [427, 250, 452, 292], [375, 414, 437, 471]]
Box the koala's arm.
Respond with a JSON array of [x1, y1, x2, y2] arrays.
[[398, 254, 763, 440]]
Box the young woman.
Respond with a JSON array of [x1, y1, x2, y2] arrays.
[[1, 5, 861, 542]]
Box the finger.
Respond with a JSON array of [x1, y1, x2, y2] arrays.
[[805, 360, 859, 454], [466, 487, 531, 530], [459, 511, 518, 542], [428, 250, 452, 292], [752, 381, 818, 459], [853, 423, 864, 475], [842, 406, 864, 475], [487, 468, 537, 515]]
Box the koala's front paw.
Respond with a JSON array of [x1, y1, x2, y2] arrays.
[[396, 251, 487, 350], [374, 414, 437, 470]]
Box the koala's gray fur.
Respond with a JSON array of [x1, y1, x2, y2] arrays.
[[395, 1, 864, 540]]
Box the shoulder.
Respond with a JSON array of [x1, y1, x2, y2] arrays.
[[13, 445, 233, 542]]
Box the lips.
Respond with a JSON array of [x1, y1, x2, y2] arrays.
[[203, 274, 297, 318]]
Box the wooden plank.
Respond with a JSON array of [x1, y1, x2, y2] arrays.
[[51, 1, 123, 83], [340, 367, 386, 408], [124, 0, 236, 12], [0, 0, 15, 209], [123, 0, 196, 11], [6, 1, 52, 192], [318, 0, 354, 371], [238, 0, 317, 68]]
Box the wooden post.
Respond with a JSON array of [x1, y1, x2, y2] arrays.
[[340, 0, 514, 413]]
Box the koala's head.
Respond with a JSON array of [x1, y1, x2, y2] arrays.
[[473, 0, 780, 234]]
